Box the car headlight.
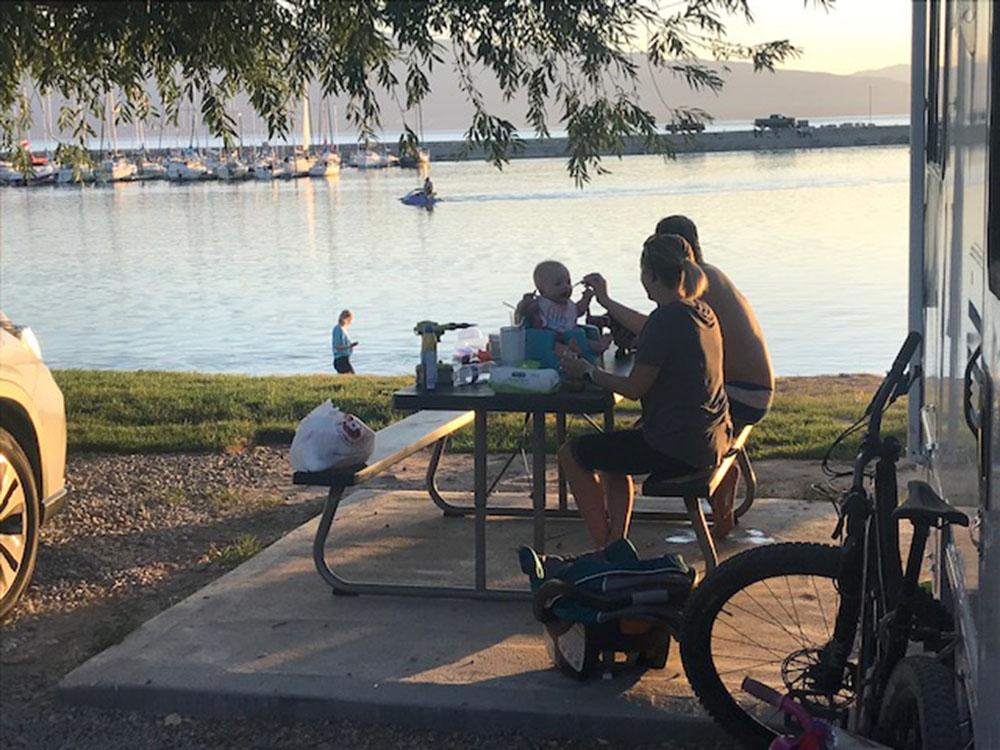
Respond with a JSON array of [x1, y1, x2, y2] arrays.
[[0, 312, 44, 360], [18, 326, 43, 360]]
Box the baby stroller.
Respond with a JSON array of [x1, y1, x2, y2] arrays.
[[519, 539, 695, 679]]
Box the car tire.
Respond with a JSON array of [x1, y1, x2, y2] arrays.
[[0, 427, 41, 620]]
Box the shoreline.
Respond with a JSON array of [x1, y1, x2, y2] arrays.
[[26, 124, 908, 166]]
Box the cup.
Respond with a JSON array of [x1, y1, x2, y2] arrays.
[[499, 326, 525, 366]]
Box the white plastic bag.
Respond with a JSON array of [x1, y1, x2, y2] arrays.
[[290, 400, 376, 473]]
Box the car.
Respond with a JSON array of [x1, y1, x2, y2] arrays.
[[0, 311, 67, 619]]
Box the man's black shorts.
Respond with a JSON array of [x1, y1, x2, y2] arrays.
[[570, 429, 698, 477]]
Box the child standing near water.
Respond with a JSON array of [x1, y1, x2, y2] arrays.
[[332, 309, 357, 374]]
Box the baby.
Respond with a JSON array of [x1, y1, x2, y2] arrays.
[[516, 260, 610, 356]]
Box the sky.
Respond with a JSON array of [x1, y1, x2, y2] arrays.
[[721, 0, 912, 75]]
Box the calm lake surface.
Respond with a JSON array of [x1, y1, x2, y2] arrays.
[[2, 146, 909, 376]]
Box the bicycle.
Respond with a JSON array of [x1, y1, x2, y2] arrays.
[[679, 333, 967, 749]]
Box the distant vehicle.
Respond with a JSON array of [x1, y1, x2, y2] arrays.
[[664, 121, 706, 134], [753, 113, 796, 132], [0, 311, 67, 619]]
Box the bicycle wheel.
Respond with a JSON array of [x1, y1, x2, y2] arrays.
[[874, 656, 963, 750], [681, 543, 851, 748]]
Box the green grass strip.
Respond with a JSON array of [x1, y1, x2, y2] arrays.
[[53, 370, 905, 461]]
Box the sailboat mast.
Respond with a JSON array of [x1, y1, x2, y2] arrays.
[[301, 88, 311, 152], [332, 101, 339, 152], [108, 91, 118, 154]]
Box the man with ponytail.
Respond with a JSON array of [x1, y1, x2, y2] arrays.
[[558, 234, 731, 549]]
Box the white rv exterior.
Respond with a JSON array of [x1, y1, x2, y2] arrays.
[[911, 1, 998, 747]]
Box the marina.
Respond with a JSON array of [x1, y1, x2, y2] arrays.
[[0, 121, 908, 187]]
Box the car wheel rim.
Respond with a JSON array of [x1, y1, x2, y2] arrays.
[[0, 455, 28, 597]]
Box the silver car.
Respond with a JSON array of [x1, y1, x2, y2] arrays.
[[0, 312, 67, 619]]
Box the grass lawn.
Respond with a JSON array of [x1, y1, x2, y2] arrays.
[[54, 370, 905, 461]]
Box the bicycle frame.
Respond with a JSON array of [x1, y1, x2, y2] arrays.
[[816, 333, 923, 732]]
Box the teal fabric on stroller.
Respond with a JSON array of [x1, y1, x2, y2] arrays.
[[519, 539, 695, 679]]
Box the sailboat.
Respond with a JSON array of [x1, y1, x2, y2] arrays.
[[94, 93, 138, 183], [282, 93, 315, 177], [349, 140, 393, 169], [398, 103, 431, 168], [308, 97, 341, 177]]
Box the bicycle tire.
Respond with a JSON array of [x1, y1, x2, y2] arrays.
[[680, 543, 845, 748], [874, 655, 963, 750]]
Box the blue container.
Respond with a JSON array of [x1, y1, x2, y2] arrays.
[[524, 326, 600, 370]]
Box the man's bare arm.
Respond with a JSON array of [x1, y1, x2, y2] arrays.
[[602, 297, 648, 336]]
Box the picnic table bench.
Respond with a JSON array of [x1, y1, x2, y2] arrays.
[[292, 409, 531, 600], [641, 423, 756, 572]]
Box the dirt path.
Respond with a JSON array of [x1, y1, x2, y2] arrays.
[[2, 447, 856, 749]]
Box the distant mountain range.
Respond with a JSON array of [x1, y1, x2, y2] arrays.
[[25, 61, 911, 145], [849, 64, 910, 84], [385, 60, 911, 133]]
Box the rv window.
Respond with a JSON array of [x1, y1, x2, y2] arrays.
[[926, 0, 951, 167], [927, 0, 941, 162], [989, 2, 1000, 298]]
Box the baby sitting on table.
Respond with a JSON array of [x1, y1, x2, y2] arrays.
[[516, 260, 611, 359]]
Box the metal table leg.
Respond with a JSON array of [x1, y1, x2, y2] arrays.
[[556, 412, 568, 511], [474, 409, 487, 590], [311, 481, 527, 601], [532, 411, 547, 552]]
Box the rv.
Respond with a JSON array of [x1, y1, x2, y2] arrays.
[[911, 1, 999, 747]]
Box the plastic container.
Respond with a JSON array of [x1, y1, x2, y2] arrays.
[[499, 326, 525, 366]]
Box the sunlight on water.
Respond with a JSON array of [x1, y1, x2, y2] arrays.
[[1, 146, 908, 376]]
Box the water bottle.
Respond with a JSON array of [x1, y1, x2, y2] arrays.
[[420, 324, 438, 390]]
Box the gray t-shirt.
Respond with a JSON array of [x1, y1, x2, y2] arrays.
[[635, 300, 731, 468]]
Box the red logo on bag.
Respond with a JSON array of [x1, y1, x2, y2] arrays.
[[341, 416, 363, 442]]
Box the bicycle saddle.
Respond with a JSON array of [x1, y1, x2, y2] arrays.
[[894, 480, 969, 527]]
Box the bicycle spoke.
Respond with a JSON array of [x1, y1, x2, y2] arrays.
[[712, 620, 785, 658], [759, 577, 809, 647], [709, 630, 790, 659], [715, 656, 787, 677], [782, 575, 808, 644], [812, 575, 832, 638], [733, 587, 811, 649]]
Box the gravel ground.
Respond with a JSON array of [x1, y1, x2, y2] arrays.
[[1, 447, 739, 750]]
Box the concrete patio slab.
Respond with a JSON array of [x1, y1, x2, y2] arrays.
[[58, 486, 841, 744]]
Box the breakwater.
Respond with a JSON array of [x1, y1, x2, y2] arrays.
[[429, 124, 909, 162]]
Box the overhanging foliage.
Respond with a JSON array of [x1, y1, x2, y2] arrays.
[[1, 0, 832, 183]]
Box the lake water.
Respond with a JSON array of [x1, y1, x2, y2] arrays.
[[1, 146, 910, 376]]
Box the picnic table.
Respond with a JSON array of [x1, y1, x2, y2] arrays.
[[299, 349, 755, 600], [392, 367, 629, 590]]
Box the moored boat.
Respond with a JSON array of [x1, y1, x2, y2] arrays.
[[166, 154, 209, 181], [308, 150, 341, 177], [95, 155, 138, 183], [349, 144, 392, 169]]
